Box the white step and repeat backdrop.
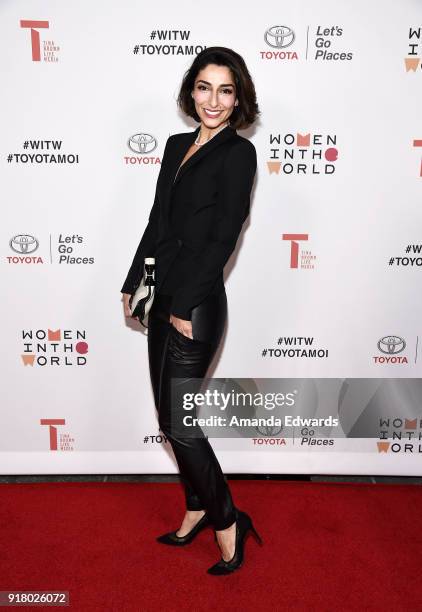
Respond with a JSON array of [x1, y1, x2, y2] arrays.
[[2, 0, 422, 475]]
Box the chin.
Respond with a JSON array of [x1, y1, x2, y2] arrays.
[[201, 115, 230, 127]]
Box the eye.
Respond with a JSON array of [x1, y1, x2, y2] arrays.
[[222, 88, 233, 95], [198, 84, 208, 90]]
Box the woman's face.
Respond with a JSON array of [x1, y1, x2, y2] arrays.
[[191, 63, 238, 129]]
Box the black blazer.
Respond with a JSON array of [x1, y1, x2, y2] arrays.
[[120, 123, 257, 320]]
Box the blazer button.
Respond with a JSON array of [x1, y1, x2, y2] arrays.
[[177, 238, 183, 246]]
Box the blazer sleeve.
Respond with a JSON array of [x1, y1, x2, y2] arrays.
[[120, 135, 174, 294], [170, 138, 257, 320]]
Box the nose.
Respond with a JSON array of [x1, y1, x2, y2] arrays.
[[208, 89, 219, 107]]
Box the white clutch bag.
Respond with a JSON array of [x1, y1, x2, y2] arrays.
[[129, 257, 156, 328]]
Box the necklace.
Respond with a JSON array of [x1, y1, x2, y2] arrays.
[[194, 121, 229, 146]]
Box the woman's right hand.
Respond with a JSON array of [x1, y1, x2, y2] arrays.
[[122, 293, 133, 317]]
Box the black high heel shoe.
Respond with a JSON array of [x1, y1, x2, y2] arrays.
[[207, 510, 262, 575], [156, 512, 210, 546]]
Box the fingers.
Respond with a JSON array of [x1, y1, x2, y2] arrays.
[[122, 294, 133, 318], [172, 321, 193, 339], [170, 314, 193, 337], [170, 314, 193, 338]]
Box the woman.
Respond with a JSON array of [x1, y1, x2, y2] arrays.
[[121, 47, 261, 575]]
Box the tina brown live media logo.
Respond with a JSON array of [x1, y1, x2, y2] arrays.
[[282, 233, 316, 269], [19, 19, 60, 62], [40, 419, 75, 451]]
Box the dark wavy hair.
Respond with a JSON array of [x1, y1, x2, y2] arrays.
[[177, 46, 260, 130]]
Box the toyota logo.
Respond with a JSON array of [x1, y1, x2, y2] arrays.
[[127, 133, 157, 154], [10, 234, 39, 254], [264, 25, 295, 49], [377, 336, 406, 355]]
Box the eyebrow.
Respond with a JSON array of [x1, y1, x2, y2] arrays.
[[196, 79, 234, 87]]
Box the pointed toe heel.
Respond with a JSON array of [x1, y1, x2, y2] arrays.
[[207, 510, 262, 575], [156, 513, 210, 546]]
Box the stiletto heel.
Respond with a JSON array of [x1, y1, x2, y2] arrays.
[[207, 510, 262, 575], [250, 523, 263, 545], [156, 513, 210, 546]]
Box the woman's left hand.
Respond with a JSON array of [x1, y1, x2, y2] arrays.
[[170, 314, 193, 339]]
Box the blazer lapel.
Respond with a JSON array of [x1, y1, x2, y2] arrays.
[[171, 124, 236, 189], [161, 124, 237, 227]]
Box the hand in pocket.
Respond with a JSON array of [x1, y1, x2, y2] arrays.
[[170, 313, 193, 339]]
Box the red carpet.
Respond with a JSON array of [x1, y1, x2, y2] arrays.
[[1, 479, 421, 611]]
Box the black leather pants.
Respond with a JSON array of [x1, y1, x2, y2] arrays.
[[147, 289, 237, 531]]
